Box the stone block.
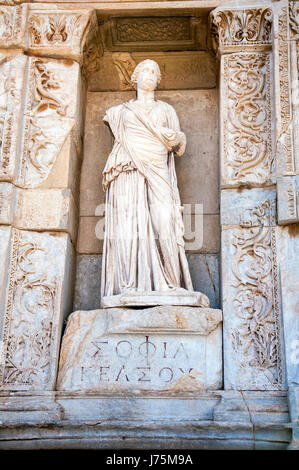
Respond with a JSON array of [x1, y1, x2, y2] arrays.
[[187, 254, 219, 309], [0, 183, 16, 225], [0, 229, 75, 391], [39, 133, 82, 206], [15, 188, 78, 243], [57, 306, 223, 392], [73, 254, 102, 311], [221, 187, 276, 227], [277, 176, 299, 225]]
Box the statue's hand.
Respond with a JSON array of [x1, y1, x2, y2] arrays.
[[160, 128, 186, 156], [171, 131, 186, 156]]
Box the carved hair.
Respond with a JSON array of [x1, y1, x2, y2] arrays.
[[130, 59, 161, 89]]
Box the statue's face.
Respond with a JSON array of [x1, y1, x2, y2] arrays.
[[137, 63, 159, 91]]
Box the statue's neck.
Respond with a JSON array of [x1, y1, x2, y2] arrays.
[[136, 88, 155, 104]]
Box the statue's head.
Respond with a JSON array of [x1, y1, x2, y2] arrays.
[[131, 59, 161, 91]]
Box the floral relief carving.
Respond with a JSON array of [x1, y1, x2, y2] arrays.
[[239, 200, 276, 228], [0, 230, 59, 388], [0, 6, 14, 41], [112, 53, 136, 90], [19, 58, 74, 188], [115, 17, 190, 43], [223, 53, 272, 185], [230, 211, 282, 388], [82, 24, 102, 79], [210, 8, 272, 49], [33, 60, 67, 116], [28, 13, 84, 47], [0, 5, 23, 46]]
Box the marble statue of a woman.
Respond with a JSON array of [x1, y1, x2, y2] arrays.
[[101, 59, 209, 308]]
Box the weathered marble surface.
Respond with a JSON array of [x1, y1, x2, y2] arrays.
[[57, 306, 222, 392], [0, 390, 291, 449], [277, 225, 299, 390]]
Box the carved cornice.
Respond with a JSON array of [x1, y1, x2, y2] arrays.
[[210, 7, 273, 53]]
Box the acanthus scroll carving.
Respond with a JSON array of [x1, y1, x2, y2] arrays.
[[18, 57, 76, 188], [223, 53, 272, 185], [230, 203, 282, 388], [210, 8, 272, 50], [0, 230, 60, 388], [33, 60, 67, 116]]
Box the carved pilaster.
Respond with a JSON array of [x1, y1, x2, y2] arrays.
[[221, 188, 286, 390], [211, 5, 286, 390], [210, 6, 274, 188]]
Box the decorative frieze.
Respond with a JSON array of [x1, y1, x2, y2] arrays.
[[210, 8, 272, 52], [106, 16, 204, 52], [221, 52, 273, 186], [116, 17, 190, 43], [0, 228, 74, 390]]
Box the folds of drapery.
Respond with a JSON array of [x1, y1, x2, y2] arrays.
[[101, 100, 193, 297]]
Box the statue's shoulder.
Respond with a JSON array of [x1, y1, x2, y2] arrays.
[[105, 103, 125, 115], [157, 100, 177, 115]]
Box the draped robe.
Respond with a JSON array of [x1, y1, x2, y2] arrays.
[[101, 99, 194, 299]]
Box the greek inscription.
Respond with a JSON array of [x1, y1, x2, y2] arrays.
[[159, 367, 174, 383], [115, 340, 132, 358]]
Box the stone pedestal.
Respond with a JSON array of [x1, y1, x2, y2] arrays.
[[57, 306, 222, 392]]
